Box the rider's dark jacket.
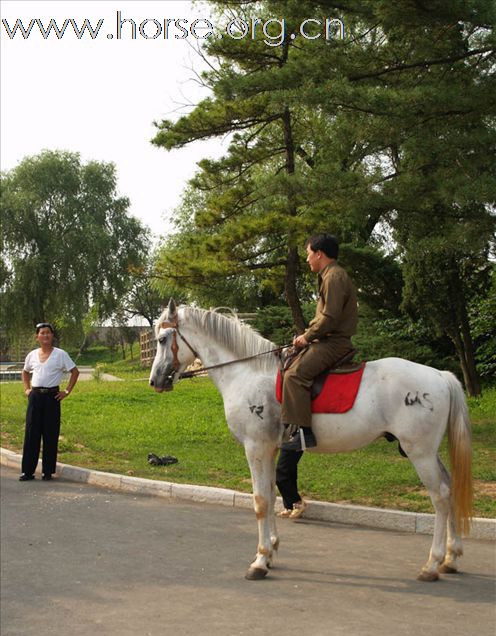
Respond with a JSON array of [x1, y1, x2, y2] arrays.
[[281, 261, 358, 429]]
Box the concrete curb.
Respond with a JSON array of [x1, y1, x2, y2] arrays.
[[2, 447, 494, 541]]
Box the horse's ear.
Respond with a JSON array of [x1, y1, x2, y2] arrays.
[[167, 298, 178, 319]]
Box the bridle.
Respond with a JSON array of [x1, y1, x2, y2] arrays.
[[159, 320, 200, 379], [158, 318, 286, 380]]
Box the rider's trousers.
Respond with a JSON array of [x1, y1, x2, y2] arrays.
[[281, 336, 352, 429]]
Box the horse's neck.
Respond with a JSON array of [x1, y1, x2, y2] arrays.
[[187, 332, 244, 394], [196, 337, 236, 368], [180, 313, 277, 393]]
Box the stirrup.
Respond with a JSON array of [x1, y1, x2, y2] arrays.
[[299, 427, 306, 451], [280, 428, 316, 452]]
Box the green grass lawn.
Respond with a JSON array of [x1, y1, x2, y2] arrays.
[[1, 377, 494, 517]]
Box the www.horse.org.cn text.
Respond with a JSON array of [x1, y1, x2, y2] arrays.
[[1, 12, 345, 47]]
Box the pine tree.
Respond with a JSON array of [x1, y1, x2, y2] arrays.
[[152, 0, 495, 392]]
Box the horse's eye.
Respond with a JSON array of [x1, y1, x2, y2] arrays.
[[158, 336, 167, 345]]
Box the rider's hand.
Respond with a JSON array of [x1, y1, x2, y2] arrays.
[[293, 335, 309, 348]]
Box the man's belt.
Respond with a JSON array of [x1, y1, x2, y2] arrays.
[[32, 386, 59, 394]]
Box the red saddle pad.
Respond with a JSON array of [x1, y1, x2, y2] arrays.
[[275, 363, 366, 414]]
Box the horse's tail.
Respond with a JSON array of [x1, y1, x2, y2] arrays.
[[441, 371, 473, 536]]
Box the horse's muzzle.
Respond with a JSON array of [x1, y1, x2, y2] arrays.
[[153, 384, 173, 393], [149, 373, 174, 393]]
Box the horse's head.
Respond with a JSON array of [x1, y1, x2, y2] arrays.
[[149, 299, 197, 393]]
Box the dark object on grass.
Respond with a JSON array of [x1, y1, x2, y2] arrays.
[[147, 453, 179, 466]]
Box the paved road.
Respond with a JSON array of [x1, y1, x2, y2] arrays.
[[1, 466, 495, 636], [72, 367, 122, 382]]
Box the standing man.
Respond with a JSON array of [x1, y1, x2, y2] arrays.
[[281, 234, 358, 451], [20, 323, 79, 481]]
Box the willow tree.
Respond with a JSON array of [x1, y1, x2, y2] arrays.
[[1, 150, 149, 341]]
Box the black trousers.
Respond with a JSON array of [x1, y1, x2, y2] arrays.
[[276, 449, 303, 510], [22, 392, 61, 476]]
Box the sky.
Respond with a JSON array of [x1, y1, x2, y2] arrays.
[[1, 0, 227, 240]]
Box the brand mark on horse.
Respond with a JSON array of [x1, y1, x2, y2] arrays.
[[249, 405, 264, 419], [405, 391, 434, 411]]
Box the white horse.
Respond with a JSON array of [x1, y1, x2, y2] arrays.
[[149, 300, 473, 582]]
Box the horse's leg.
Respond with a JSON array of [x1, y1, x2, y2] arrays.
[[409, 453, 451, 581], [437, 457, 464, 573], [244, 441, 277, 580], [439, 510, 464, 573]]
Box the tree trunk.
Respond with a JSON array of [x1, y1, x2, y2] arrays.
[[459, 312, 481, 396], [78, 334, 90, 356], [450, 327, 481, 397], [282, 105, 305, 333], [285, 245, 306, 333], [447, 270, 481, 397]]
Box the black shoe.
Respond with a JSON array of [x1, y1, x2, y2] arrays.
[[147, 453, 161, 465], [148, 453, 178, 466], [159, 455, 178, 466], [19, 474, 35, 481], [42, 474, 52, 481], [281, 428, 317, 451]]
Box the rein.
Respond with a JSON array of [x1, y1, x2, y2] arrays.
[[159, 319, 286, 379], [179, 346, 286, 378]]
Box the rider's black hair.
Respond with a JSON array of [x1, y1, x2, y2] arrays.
[[305, 233, 339, 259]]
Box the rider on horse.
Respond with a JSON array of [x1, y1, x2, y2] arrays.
[[280, 233, 358, 451]]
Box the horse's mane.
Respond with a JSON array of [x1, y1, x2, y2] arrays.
[[156, 305, 279, 373]]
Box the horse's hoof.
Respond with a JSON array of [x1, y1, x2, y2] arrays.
[[417, 570, 439, 582], [438, 564, 458, 574], [245, 567, 268, 580]]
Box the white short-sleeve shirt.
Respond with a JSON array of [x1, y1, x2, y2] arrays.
[[23, 348, 76, 388]]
